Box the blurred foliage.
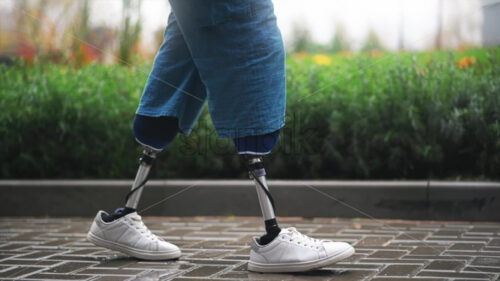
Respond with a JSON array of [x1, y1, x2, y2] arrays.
[[71, 0, 91, 66], [284, 48, 499, 180], [119, 0, 142, 65], [10, 0, 76, 62], [361, 29, 385, 52], [1, 48, 499, 180], [289, 23, 382, 54], [289, 22, 316, 53], [6, 0, 143, 65], [329, 23, 351, 53]]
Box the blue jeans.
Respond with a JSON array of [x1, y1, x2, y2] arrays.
[[136, 0, 286, 139]]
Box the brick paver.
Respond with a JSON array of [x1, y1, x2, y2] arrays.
[[0, 217, 499, 280]]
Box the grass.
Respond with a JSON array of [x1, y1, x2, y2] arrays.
[[1, 48, 499, 180]]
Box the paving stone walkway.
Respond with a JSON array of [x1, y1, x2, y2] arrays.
[[0, 216, 499, 281]]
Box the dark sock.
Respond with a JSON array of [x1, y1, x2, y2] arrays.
[[101, 207, 136, 222], [258, 218, 281, 245]]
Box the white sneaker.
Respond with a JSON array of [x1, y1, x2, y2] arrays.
[[87, 210, 181, 260], [248, 227, 354, 272]]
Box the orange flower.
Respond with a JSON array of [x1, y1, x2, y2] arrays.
[[81, 42, 99, 64], [292, 51, 308, 60], [313, 54, 332, 66], [367, 50, 383, 58], [338, 50, 352, 58], [17, 42, 37, 63], [458, 56, 476, 69]]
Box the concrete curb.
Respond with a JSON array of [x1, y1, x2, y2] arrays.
[[1, 180, 499, 221]]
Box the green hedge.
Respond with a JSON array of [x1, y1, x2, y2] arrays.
[[1, 48, 499, 180]]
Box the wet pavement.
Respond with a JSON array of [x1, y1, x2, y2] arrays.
[[0, 216, 499, 280]]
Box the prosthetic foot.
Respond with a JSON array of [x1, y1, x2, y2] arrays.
[[87, 115, 181, 260], [241, 154, 355, 272]]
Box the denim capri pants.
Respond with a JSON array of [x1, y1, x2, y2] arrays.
[[136, 0, 286, 139]]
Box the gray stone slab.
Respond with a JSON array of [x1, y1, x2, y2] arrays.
[[428, 181, 500, 221], [1, 180, 499, 221]]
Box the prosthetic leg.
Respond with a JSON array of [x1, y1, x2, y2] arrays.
[[240, 131, 356, 272], [101, 115, 179, 222], [87, 115, 182, 260], [234, 129, 282, 244], [100, 146, 160, 222], [241, 154, 281, 245], [125, 146, 160, 209]]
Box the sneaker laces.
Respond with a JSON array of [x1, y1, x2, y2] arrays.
[[284, 227, 324, 249], [129, 214, 158, 241]]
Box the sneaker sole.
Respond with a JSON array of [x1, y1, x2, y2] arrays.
[[87, 232, 181, 260], [248, 245, 355, 273]]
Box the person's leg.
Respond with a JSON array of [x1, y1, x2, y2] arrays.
[[121, 115, 179, 212], [234, 131, 355, 273], [87, 11, 207, 260], [87, 115, 182, 260], [164, 0, 354, 271], [87, 116, 181, 260], [169, 0, 286, 138], [133, 115, 179, 152], [234, 130, 281, 245], [98, 115, 180, 223]]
